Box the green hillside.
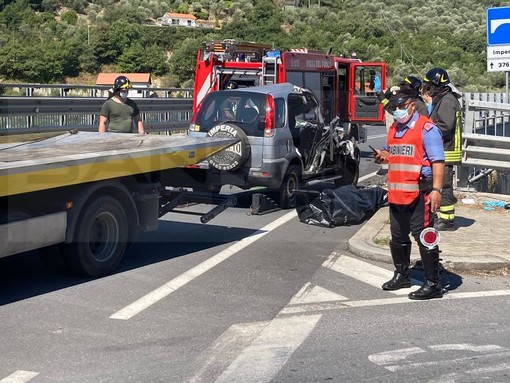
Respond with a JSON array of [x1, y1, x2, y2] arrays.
[[0, 0, 508, 91]]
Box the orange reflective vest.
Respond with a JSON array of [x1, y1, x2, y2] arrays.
[[387, 115, 432, 205]]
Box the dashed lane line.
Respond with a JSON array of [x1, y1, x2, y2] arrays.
[[110, 210, 298, 320], [0, 371, 39, 383]]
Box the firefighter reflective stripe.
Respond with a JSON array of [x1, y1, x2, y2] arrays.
[[438, 205, 455, 220], [445, 110, 462, 163], [388, 164, 422, 172], [387, 183, 420, 191]]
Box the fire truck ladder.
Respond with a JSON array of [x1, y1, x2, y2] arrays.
[[261, 56, 278, 85], [205, 40, 272, 62]]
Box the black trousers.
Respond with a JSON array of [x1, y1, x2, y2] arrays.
[[389, 191, 434, 247]]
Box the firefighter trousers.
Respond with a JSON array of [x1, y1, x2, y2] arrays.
[[438, 164, 456, 222]]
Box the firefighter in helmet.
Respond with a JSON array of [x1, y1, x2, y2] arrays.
[[400, 76, 429, 117], [98, 75, 145, 134], [423, 68, 462, 231], [373, 86, 445, 300], [225, 81, 238, 90]]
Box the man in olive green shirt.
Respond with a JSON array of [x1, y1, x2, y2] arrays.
[[98, 75, 145, 134]]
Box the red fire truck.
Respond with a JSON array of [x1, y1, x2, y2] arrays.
[[192, 39, 387, 140]]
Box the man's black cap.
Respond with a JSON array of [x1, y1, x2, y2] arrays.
[[387, 86, 417, 107]]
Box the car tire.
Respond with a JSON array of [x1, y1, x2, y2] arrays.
[[279, 165, 301, 209], [206, 123, 250, 171]]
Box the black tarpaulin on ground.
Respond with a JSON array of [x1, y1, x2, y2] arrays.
[[295, 185, 387, 227]]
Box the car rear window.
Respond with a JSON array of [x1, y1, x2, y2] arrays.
[[196, 91, 266, 137]]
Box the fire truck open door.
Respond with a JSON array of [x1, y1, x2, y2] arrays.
[[349, 63, 386, 124]]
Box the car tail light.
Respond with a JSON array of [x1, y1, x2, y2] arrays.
[[189, 102, 202, 132], [264, 94, 275, 138]]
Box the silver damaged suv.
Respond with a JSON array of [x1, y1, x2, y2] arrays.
[[188, 83, 361, 208]]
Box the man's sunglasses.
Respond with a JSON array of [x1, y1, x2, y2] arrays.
[[388, 100, 413, 112]]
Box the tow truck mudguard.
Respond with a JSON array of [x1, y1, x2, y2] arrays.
[[64, 180, 140, 244]]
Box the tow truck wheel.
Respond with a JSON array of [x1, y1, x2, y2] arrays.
[[279, 165, 301, 209], [63, 196, 128, 277]]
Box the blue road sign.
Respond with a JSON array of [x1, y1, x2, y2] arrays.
[[487, 7, 510, 45]]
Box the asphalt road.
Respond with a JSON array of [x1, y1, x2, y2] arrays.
[[2, 125, 510, 383]]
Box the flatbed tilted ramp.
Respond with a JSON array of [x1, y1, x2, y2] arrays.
[[0, 131, 235, 197]]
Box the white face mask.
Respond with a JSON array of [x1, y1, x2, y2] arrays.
[[393, 108, 410, 123], [392, 102, 414, 124], [119, 91, 128, 99]]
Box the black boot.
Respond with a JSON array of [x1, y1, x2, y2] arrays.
[[382, 241, 412, 290], [409, 247, 443, 300]]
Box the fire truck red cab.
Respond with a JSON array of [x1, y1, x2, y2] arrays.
[[193, 40, 386, 138]]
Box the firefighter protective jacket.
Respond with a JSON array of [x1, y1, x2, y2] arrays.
[[387, 115, 433, 205], [429, 89, 462, 164]]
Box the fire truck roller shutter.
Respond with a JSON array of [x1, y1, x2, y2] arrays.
[[206, 122, 251, 171]]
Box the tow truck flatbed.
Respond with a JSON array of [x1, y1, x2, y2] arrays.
[[0, 131, 233, 197]]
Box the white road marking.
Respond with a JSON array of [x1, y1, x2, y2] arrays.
[[187, 321, 270, 383], [466, 362, 510, 374], [368, 347, 426, 365], [287, 282, 348, 305], [110, 210, 298, 320], [429, 344, 506, 353], [367, 133, 388, 140], [213, 314, 321, 383], [435, 362, 510, 383], [279, 290, 510, 315], [369, 344, 510, 374], [322, 254, 421, 295], [0, 371, 39, 383], [384, 350, 510, 372], [358, 171, 378, 183]]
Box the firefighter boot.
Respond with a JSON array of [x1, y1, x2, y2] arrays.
[[382, 241, 411, 290], [434, 218, 455, 231], [408, 247, 443, 300]]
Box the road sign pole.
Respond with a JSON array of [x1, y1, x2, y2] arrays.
[[507, 72, 509, 103]]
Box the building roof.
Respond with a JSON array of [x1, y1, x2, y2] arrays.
[[96, 73, 152, 86], [165, 12, 197, 20]]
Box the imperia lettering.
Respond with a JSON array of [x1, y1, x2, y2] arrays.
[[389, 144, 415, 157], [209, 124, 238, 137]]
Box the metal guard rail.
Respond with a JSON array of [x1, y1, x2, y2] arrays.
[[0, 96, 193, 135], [462, 133, 510, 170], [462, 99, 510, 170]]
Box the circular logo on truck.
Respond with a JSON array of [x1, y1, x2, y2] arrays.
[[206, 123, 250, 171]]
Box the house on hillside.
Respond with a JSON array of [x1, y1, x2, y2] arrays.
[[158, 12, 197, 27], [96, 73, 152, 98]]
